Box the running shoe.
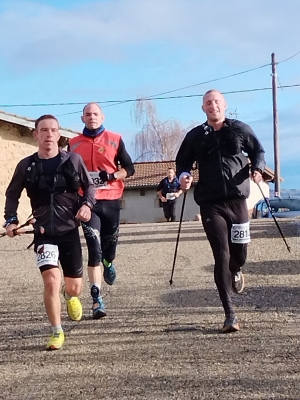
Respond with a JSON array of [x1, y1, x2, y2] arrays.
[[91, 285, 106, 320], [232, 271, 245, 294], [62, 286, 83, 321], [103, 263, 116, 285], [222, 315, 240, 333], [46, 330, 65, 350]]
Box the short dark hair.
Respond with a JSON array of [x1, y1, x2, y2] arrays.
[[35, 114, 59, 129]]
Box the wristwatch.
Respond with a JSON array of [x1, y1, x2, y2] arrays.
[[82, 201, 93, 210]]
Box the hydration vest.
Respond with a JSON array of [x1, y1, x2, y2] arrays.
[[162, 177, 180, 196], [24, 153, 81, 197]]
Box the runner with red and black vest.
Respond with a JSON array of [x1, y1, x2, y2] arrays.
[[69, 103, 135, 319]]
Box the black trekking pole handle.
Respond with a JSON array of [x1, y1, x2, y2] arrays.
[[0, 229, 35, 238], [0, 217, 35, 238], [169, 191, 187, 285], [256, 183, 291, 252]]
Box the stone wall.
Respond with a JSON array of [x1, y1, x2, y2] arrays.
[[0, 121, 37, 224]]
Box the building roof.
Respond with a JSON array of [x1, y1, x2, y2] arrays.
[[0, 109, 79, 138], [125, 161, 277, 189]]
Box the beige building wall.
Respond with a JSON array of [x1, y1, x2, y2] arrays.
[[121, 188, 200, 224], [0, 121, 37, 224], [122, 180, 270, 224], [246, 180, 270, 214]]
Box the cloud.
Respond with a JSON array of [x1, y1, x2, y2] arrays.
[[1, 0, 300, 72]]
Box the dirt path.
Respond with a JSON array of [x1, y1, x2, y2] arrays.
[[0, 219, 299, 399]]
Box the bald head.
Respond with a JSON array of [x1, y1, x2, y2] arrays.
[[82, 102, 102, 115], [202, 90, 227, 126], [202, 89, 225, 105], [81, 102, 105, 130]]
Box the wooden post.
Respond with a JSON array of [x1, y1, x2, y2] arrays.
[[271, 52, 280, 197]]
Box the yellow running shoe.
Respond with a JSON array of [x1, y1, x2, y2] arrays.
[[61, 285, 83, 321], [46, 331, 65, 350], [66, 296, 83, 321]]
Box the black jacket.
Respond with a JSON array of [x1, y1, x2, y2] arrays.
[[4, 150, 96, 235], [157, 177, 181, 198], [176, 119, 266, 205]]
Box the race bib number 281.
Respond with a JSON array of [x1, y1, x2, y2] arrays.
[[36, 244, 59, 268], [231, 222, 251, 244]]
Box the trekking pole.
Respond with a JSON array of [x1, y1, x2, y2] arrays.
[[256, 183, 291, 252], [169, 191, 187, 285], [0, 217, 35, 238]]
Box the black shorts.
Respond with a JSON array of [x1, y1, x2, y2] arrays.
[[33, 228, 83, 278]]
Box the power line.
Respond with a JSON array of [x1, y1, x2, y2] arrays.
[[142, 63, 272, 98], [102, 63, 272, 109], [0, 51, 300, 112], [1, 83, 300, 113], [103, 50, 300, 109], [55, 83, 300, 116], [277, 50, 300, 64], [0, 62, 273, 110]]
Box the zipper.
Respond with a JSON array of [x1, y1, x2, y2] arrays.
[[91, 137, 95, 171], [50, 176, 57, 235], [216, 131, 228, 198], [50, 192, 54, 235]]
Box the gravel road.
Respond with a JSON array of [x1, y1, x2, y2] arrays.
[[0, 219, 299, 399]]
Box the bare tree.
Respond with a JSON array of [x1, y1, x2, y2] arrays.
[[228, 108, 239, 119], [132, 99, 191, 162]]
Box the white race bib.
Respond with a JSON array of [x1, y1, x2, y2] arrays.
[[89, 172, 110, 189], [166, 193, 176, 200], [36, 244, 59, 268], [231, 222, 251, 244]]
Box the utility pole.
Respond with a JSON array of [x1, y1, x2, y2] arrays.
[[271, 52, 280, 197]]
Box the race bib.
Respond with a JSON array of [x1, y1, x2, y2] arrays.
[[89, 172, 110, 189], [231, 222, 251, 244], [166, 193, 176, 200], [36, 244, 59, 268]]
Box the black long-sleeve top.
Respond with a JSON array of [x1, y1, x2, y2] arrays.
[[176, 118, 266, 205]]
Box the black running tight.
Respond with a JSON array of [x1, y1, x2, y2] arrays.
[[200, 198, 248, 317], [81, 199, 120, 267]]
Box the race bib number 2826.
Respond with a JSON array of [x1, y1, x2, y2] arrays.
[[36, 244, 59, 268], [231, 222, 251, 244]]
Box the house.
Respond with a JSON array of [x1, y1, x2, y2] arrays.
[[0, 110, 79, 223], [121, 161, 275, 223]]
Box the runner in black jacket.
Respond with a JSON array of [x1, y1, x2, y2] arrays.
[[176, 89, 266, 333], [157, 168, 182, 222], [4, 114, 96, 350]]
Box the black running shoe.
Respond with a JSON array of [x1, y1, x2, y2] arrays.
[[222, 315, 240, 333], [232, 271, 245, 294]]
